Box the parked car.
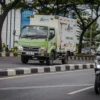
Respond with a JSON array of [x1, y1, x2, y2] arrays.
[[82, 47, 96, 55], [95, 51, 100, 55]]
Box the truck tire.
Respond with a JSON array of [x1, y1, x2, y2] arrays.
[[94, 77, 100, 94], [71, 52, 74, 56], [21, 55, 29, 64], [62, 54, 68, 64], [39, 61, 44, 64], [46, 52, 54, 65]]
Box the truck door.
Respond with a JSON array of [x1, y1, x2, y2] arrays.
[[60, 23, 67, 52], [48, 28, 56, 53]]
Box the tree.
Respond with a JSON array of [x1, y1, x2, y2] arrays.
[[36, 0, 100, 54], [71, 0, 100, 53], [77, 20, 100, 46], [0, 0, 69, 51], [30, 0, 74, 15], [1, 0, 100, 53], [0, 0, 21, 51], [83, 21, 100, 44]]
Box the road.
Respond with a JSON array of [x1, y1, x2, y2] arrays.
[[0, 57, 94, 69], [0, 69, 99, 100]]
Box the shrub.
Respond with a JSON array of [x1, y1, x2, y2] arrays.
[[6, 52, 10, 57]]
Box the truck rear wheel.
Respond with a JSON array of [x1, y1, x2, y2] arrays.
[[71, 52, 74, 56], [46, 52, 54, 65], [21, 55, 29, 64], [62, 54, 68, 64]]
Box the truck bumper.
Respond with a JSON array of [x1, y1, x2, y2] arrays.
[[20, 52, 49, 58]]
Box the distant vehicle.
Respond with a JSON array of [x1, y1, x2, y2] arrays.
[[82, 47, 96, 55], [17, 15, 77, 65], [82, 48, 90, 54], [96, 51, 100, 55]]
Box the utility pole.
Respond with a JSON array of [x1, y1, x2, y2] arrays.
[[9, 9, 12, 49], [90, 7, 93, 50], [13, 9, 16, 47], [6, 15, 8, 45]]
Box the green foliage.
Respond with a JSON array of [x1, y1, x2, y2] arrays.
[[2, 43, 5, 48], [11, 46, 18, 52], [6, 52, 10, 57], [75, 53, 95, 57], [77, 21, 100, 45], [0, 52, 1, 57], [0, 0, 100, 53]]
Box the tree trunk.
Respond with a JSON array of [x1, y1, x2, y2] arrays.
[[0, 14, 7, 52], [56, 0, 59, 15], [78, 30, 86, 54]]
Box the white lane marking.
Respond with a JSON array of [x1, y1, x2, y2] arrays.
[[0, 69, 93, 80], [68, 86, 94, 95], [0, 84, 93, 91]]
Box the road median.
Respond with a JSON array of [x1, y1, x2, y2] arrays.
[[0, 63, 95, 77]]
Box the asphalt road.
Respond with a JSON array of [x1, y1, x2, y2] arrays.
[[0, 69, 99, 100], [0, 57, 94, 69]]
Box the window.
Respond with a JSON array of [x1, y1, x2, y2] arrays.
[[49, 29, 55, 40]]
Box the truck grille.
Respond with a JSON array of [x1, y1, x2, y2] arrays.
[[23, 46, 39, 52]]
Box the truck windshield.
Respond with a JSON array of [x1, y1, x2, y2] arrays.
[[21, 25, 48, 39]]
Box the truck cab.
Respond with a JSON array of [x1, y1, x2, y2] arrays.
[[18, 25, 56, 65]]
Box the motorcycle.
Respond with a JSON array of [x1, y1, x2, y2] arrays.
[[94, 57, 100, 94]]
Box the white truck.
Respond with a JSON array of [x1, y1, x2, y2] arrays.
[[18, 15, 77, 65]]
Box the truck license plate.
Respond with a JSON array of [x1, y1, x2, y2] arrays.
[[26, 52, 34, 55]]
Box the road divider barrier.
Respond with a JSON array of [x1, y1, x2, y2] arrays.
[[0, 64, 95, 77], [69, 56, 95, 60], [0, 52, 18, 57], [0, 52, 95, 60]]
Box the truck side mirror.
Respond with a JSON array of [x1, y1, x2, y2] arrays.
[[49, 32, 53, 39], [49, 29, 55, 40]]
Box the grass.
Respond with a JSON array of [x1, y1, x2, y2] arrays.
[[75, 53, 95, 57]]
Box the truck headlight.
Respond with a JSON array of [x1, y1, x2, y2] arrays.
[[18, 46, 23, 51], [39, 47, 47, 53]]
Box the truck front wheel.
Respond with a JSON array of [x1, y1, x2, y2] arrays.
[[39, 61, 44, 64], [46, 52, 54, 65], [62, 54, 68, 64], [21, 55, 29, 64]]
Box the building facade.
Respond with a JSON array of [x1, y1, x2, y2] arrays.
[[2, 9, 33, 49]]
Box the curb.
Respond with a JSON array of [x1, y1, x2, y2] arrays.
[[69, 56, 95, 60], [0, 64, 95, 77], [0, 53, 95, 60], [0, 52, 18, 57]]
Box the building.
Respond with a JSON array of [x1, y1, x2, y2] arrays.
[[2, 9, 33, 49]]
